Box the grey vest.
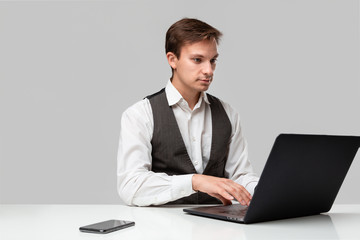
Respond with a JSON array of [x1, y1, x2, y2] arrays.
[[147, 88, 232, 204]]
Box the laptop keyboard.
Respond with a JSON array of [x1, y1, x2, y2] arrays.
[[216, 204, 248, 217]]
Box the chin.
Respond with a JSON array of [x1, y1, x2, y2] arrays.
[[198, 86, 210, 92], [200, 83, 211, 90]]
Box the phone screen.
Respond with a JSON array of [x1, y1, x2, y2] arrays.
[[79, 219, 135, 234]]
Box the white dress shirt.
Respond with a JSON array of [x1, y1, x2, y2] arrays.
[[117, 80, 259, 206]]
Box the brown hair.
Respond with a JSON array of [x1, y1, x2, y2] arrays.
[[165, 18, 222, 58]]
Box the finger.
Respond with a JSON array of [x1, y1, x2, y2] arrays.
[[223, 183, 251, 206], [220, 198, 232, 206], [237, 188, 252, 205], [217, 187, 249, 206], [236, 191, 251, 206], [219, 189, 235, 201], [210, 193, 232, 206], [244, 188, 252, 199]]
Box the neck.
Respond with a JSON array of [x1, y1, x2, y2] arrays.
[[170, 78, 202, 110], [182, 91, 201, 110]]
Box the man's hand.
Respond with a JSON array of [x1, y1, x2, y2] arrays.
[[192, 174, 252, 206]]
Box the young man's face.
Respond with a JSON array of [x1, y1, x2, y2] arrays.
[[167, 39, 218, 98]]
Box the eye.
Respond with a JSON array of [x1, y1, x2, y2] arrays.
[[192, 58, 202, 63], [210, 58, 218, 64]]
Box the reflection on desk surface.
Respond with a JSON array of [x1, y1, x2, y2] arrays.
[[131, 205, 360, 240], [243, 214, 338, 240], [329, 212, 360, 240], [1, 205, 360, 240], [130, 205, 359, 240]]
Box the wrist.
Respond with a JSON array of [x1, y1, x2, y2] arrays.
[[192, 174, 200, 191]]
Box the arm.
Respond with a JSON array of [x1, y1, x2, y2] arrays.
[[224, 107, 259, 196], [192, 174, 252, 205], [117, 100, 195, 206]]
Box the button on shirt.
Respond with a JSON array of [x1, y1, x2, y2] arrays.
[[117, 80, 259, 206], [172, 94, 210, 174]]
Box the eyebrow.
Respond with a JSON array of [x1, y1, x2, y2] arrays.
[[190, 53, 219, 59]]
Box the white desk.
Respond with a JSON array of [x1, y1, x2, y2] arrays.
[[1, 204, 359, 240]]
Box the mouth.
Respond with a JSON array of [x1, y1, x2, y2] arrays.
[[198, 76, 212, 84]]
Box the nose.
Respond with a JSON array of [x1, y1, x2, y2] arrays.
[[202, 61, 215, 76]]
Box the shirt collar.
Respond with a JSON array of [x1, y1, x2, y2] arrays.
[[165, 80, 210, 106]]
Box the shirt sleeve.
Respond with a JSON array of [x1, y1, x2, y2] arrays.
[[117, 99, 195, 206], [220, 101, 259, 196]]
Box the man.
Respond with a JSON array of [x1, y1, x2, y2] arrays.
[[117, 18, 258, 206]]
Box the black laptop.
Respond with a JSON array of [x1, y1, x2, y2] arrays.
[[184, 134, 360, 224]]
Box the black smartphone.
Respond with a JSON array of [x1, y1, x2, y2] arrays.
[[79, 219, 135, 234]]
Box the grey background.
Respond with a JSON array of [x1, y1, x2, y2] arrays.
[[0, 0, 359, 204]]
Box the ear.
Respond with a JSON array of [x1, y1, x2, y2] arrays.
[[166, 52, 178, 70]]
